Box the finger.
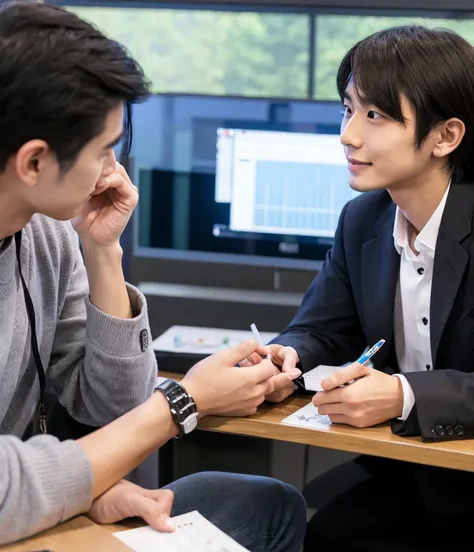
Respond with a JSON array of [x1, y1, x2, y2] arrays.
[[271, 372, 298, 392], [114, 161, 134, 184], [322, 362, 369, 391], [111, 163, 137, 194], [265, 385, 295, 404], [268, 348, 284, 367], [255, 343, 271, 357], [315, 402, 347, 416], [146, 489, 174, 517], [221, 398, 261, 417], [129, 494, 175, 533], [328, 414, 351, 425], [239, 352, 263, 367], [259, 371, 296, 397], [212, 339, 262, 367], [258, 377, 275, 397], [248, 358, 278, 384], [91, 176, 111, 196], [281, 347, 299, 372], [106, 172, 130, 190], [312, 388, 345, 406], [153, 490, 174, 523]]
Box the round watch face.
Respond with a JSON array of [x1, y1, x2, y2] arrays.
[[182, 412, 199, 434]]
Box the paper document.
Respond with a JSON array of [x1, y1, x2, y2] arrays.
[[114, 510, 250, 552], [281, 401, 332, 430]]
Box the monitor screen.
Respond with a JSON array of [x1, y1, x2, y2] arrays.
[[131, 94, 356, 270]]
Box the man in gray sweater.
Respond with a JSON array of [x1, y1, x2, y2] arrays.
[[0, 1, 306, 547]]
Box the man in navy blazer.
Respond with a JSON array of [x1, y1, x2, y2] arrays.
[[246, 25, 474, 551], [277, 183, 474, 442]]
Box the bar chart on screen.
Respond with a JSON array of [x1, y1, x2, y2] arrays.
[[252, 160, 355, 237]]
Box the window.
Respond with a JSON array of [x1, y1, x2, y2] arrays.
[[66, 6, 310, 98], [64, 4, 474, 101], [314, 14, 474, 100]]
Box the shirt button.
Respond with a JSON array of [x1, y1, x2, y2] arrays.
[[417, 267, 425, 275], [422, 317, 428, 326]]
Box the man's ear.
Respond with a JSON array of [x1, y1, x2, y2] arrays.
[[13, 140, 51, 187], [432, 118, 465, 159]]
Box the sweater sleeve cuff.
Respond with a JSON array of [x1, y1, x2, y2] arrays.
[[30, 437, 93, 523], [85, 283, 151, 357]]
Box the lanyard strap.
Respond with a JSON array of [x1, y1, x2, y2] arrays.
[[14, 230, 47, 434]]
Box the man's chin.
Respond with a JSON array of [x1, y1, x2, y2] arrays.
[[60, 205, 84, 221], [348, 177, 383, 193]]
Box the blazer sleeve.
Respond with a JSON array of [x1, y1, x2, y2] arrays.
[[270, 202, 367, 372], [391, 370, 474, 442]]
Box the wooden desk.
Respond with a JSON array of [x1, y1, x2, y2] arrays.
[[6, 371, 474, 551], [160, 371, 474, 473], [0, 517, 139, 552]]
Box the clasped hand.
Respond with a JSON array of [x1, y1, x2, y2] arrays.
[[181, 340, 301, 417], [313, 362, 404, 427], [240, 344, 301, 403]]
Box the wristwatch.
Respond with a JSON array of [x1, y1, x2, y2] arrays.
[[154, 378, 199, 438]]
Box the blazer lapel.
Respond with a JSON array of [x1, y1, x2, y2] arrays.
[[431, 183, 474, 364], [361, 200, 400, 368]]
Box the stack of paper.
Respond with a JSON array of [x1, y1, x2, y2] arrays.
[[302, 365, 339, 391], [114, 511, 250, 552]]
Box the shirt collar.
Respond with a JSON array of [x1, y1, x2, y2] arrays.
[[393, 183, 450, 256]]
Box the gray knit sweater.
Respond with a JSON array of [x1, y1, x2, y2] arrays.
[[0, 215, 157, 544]]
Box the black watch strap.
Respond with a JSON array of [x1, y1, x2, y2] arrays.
[[154, 379, 198, 438]]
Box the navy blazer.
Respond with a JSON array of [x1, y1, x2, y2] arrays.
[[274, 182, 474, 442]]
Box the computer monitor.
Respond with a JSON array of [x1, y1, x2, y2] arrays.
[[131, 93, 353, 272], [214, 128, 357, 243]]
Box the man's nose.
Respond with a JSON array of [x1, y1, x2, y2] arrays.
[[340, 115, 363, 150]]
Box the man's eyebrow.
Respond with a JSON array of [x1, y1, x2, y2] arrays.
[[343, 90, 353, 102], [344, 88, 370, 108], [104, 132, 124, 150]]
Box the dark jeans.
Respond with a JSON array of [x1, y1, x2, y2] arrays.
[[166, 471, 307, 552]]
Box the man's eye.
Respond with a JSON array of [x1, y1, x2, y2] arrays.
[[367, 110, 383, 120], [341, 105, 352, 117]]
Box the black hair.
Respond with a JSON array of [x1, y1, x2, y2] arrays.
[[0, 1, 150, 171], [337, 25, 474, 183]]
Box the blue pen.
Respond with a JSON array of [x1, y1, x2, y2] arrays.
[[356, 339, 385, 365], [340, 339, 385, 387]]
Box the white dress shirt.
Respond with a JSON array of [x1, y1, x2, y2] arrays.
[[392, 185, 450, 420]]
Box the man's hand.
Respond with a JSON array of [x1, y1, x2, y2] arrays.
[[313, 363, 404, 427], [241, 344, 301, 403], [181, 340, 299, 417], [72, 160, 138, 247], [88, 479, 175, 532]]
